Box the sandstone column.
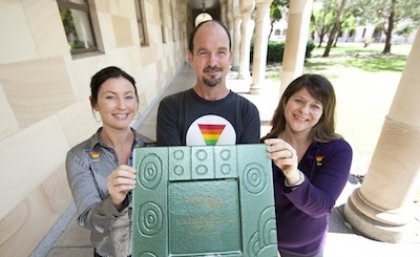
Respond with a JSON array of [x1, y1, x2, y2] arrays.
[[280, 0, 313, 93], [220, 0, 227, 25], [344, 30, 420, 243], [226, 0, 234, 43], [238, 0, 255, 80], [231, 0, 241, 71], [250, 0, 273, 94]]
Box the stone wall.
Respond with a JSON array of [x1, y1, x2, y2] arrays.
[[0, 1, 187, 257]]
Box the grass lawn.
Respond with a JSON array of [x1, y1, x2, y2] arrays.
[[307, 42, 410, 73], [265, 42, 412, 156], [266, 42, 411, 79], [305, 43, 412, 158]]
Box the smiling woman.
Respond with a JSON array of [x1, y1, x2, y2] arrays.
[[262, 74, 352, 257], [94, 77, 137, 134], [65, 66, 153, 257]]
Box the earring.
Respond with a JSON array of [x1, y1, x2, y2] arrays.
[[93, 110, 102, 123]]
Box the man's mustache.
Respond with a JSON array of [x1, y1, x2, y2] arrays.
[[204, 66, 222, 72]]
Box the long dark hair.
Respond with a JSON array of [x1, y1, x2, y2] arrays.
[[262, 74, 341, 143], [89, 66, 139, 108]]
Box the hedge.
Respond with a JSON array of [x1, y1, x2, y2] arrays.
[[250, 40, 315, 63]]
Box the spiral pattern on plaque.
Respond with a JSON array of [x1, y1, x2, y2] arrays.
[[173, 164, 184, 176], [221, 163, 231, 174], [247, 206, 277, 256], [220, 149, 231, 160], [173, 149, 184, 160], [138, 154, 162, 189], [138, 202, 163, 236], [195, 164, 208, 175], [196, 149, 208, 160], [243, 163, 266, 194]]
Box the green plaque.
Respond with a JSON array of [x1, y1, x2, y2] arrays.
[[132, 144, 277, 257]]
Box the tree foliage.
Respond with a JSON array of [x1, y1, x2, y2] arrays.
[[311, 0, 419, 55], [311, 0, 341, 47], [322, 0, 347, 57], [347, 0, 420, 53], [269, 0, 289, 40]]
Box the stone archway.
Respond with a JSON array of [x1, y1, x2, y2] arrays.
[[187, 0, 221, 38], [195, 12, 213, 26]]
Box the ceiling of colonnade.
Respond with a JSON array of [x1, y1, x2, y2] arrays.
[[188, 0, 221, 22], [188, 0, 219, 10]]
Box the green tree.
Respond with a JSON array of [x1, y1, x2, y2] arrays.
[[358, 0, 420, 54], [396, 24, 417, 38], [269, 0, 288, 41], [323, 0, 347, 57], [382, 0, 420, 53], [332, 0, 363, 46], [311, 0, 337, 47]]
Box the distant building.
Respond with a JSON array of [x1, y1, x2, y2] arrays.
[[270, 7, 417, 45]]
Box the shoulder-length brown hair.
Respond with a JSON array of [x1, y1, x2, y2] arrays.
[[262, 74, 342, 143]]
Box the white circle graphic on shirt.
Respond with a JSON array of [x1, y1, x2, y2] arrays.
[[186, 115, 236, 146]]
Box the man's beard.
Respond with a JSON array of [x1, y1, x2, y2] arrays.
[[203, 76, 222, 87], [203, 66, 222, 87]]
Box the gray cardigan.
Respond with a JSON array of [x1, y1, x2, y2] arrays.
[[66, 128, 152, 257]]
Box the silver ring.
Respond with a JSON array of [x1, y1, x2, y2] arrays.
[[287, 149, 293, 158]]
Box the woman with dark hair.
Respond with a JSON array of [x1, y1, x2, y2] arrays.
[[263, 74, 352, 257], [66, 66, 152, 257]]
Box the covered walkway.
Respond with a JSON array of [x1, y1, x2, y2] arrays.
[[38, 64, 420, 257]]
